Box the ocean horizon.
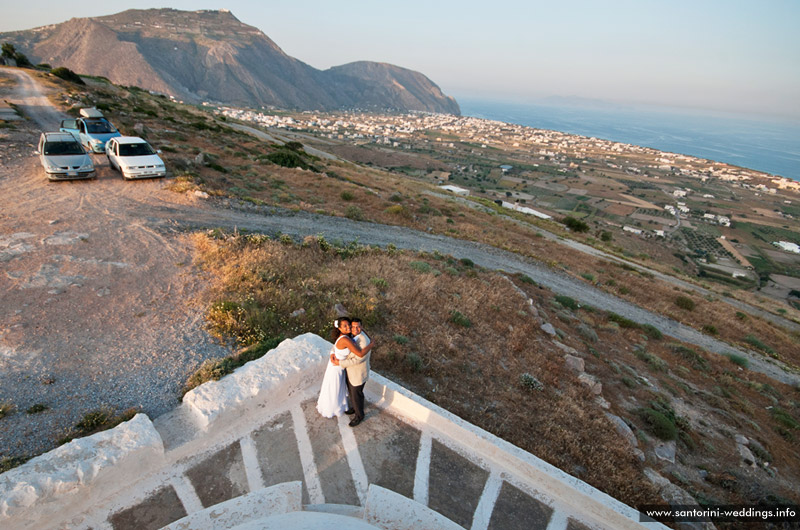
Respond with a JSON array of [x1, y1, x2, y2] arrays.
[[457, 98, 800, 183]]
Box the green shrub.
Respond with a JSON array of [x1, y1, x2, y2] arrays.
[[450, 310, 472, 328], [675, 296, 696, 311], [608, 312, 640, 329], [600, 231, 613, 242], [638, 407, 677, 440], [409, 261, 433, 274], [0, 456, 29, 473], [771, 408, 800, 430], [385, 204, 406, 216], [702, 324, 718, 335], [51, 67, 84, 85], [207, 161, 227, 173], [634, 348, 667, 372], [406, 352, 423, 372], [581, 273, 596, 282], [642, 324, 663, 340], [555, 295, 579, 311], [345, 205, 364, 221], [520, 373, 543, 391], [76, 408, 113, 432], [266, 149, 306, 169], [744, 335, 775, 355], [26, 404, 48, 414], [340, 191, 354, 201], [370, 277, 388, 289], [670, 343, 709, 371], [563, 216, 590, 232], [519, 274, 536, 285], [393, 334, 410, 345], [459, 258, 474, 267], [284, 141, 305, 152], [726, 354, 749, 369]]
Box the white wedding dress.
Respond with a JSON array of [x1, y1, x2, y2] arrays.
[[316, 337, 349, 418]]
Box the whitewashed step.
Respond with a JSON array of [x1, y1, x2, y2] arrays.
[[364, 485, 465, 530], [303, 503, 365, 518], [159, 481, 302, 530]]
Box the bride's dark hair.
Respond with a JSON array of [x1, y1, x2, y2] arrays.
[[330, 317, 351, 341]]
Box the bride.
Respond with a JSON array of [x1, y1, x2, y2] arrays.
[[316, 318, 372, 418]]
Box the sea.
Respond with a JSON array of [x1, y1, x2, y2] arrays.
[[458, 98, 800, 182]]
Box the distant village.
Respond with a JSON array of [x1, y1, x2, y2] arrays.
[[211, 105, 800, 270], [212, 104, 799, 193]]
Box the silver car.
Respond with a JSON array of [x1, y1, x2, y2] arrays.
[[36, 132, 95, 180]]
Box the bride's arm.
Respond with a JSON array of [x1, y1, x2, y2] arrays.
[[341, 336, 372, 358]]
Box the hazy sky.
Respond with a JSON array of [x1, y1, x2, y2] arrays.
[[3, 1, 799, 120]]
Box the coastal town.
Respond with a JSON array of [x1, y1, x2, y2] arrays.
[[210, 104, 800, 298]]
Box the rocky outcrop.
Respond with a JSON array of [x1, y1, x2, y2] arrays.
[[0, 9, 460, 114]]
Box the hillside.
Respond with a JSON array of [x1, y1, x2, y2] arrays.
[[0, 8, 460, 114]]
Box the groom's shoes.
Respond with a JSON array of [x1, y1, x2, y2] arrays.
[[348, 417, 362, 427], [344, 408, 355, 415]]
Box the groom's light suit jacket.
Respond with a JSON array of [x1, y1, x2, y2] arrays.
[[339, 332, 370, 386]]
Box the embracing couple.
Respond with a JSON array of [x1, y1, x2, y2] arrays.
[[316, 317, 373, 427]]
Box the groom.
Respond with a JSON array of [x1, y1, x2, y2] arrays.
[[333, 317, 370, 427]]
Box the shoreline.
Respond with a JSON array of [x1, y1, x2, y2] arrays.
[[458, 98, 800, 183]]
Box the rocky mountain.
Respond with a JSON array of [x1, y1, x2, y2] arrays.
[[0, 9, 460, 115]]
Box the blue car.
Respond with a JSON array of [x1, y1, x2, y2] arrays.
[[59, 108, 121, 153]]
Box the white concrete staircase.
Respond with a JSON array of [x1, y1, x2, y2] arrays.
[[159, 481, 462, 530]]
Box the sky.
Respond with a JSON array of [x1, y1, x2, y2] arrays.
[[3, 1, 800, 120]]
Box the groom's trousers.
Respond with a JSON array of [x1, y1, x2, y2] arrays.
[[345, 371, 365, 421]]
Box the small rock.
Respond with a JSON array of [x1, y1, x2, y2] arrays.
[[133, 122, 147, 135], [578, 373, 602, 395], [194, 152, 206, 165], [554, 341, 579, 356], [48, 219, 59, 225], [654, 440, 676, 463], [540, 322, 557, 336], [605, 413, 638, 447], [333, 303, 348, 317], [290, 308, 306, 318], [564, 354, 585, 372], [528, 302, 538, 318], [193, 190, 210, 199], [594, 396, 610, 409], [577, 323, 599, 343], [734, 434, 749, 446], [633, 449, 646, 462], [737, 444, 757, 467]]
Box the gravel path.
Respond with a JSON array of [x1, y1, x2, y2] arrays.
[[155, 201, 800, 386], [425, 191, 800, 334]]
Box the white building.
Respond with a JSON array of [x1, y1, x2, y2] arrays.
[[774, 241, 800, 254], [440, 185, 470, 196]]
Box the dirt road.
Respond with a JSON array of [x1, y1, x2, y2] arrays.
[[1, 69, 230, 458], [1, 69, 796, 461]]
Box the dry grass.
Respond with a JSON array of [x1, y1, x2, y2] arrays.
[[192, 232, 663, 507]]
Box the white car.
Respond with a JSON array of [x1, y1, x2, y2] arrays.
[[106, 136, 166, 180], [36, 132, 95, 181]]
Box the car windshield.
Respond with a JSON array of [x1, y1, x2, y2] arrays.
[[118, 142, 156, 157], [85, 120, 117, 134], [43, 141, 85, 156]]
